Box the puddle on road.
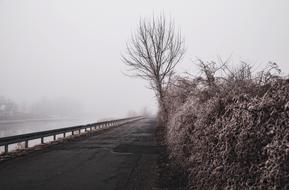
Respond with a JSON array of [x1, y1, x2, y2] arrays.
[[113, 144, 164, 154], [132, 133, 152, 136]]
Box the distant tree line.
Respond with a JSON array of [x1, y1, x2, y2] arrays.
[[0, 96, 18, 118], [0, 96, 82, 120]]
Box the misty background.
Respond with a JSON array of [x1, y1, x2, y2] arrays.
[[0, 0, 288, 120]]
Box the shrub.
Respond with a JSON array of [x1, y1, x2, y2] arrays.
[[163, 61, 289, 189]]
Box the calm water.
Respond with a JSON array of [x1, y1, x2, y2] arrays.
[[0, 118, 99, 138]]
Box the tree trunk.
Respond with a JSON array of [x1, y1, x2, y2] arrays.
[[157, 82, 168, 124]]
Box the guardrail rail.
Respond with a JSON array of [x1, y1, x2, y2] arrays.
[[0, 116, 143, 154]]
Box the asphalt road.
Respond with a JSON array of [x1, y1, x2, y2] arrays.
[[0, 118, 163, 190]]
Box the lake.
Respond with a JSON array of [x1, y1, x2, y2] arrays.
[[0, 118, 99, 138]]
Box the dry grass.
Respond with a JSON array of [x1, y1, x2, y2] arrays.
[[162, 61, 289, 189]]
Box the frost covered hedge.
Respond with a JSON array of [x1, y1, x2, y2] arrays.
[[163, 62, 289, 189]]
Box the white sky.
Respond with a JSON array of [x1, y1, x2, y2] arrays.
[[0, 0, 288, 118]]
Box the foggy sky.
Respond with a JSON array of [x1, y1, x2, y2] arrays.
[[0, 0, 288, 119]]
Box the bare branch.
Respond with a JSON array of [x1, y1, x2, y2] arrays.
[[122, 15, 185, 118]]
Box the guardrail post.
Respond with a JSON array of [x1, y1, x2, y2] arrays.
[[4, 144, 8, 153], [72, 131, 74, 135], [25, 140, 28, 148], [63, 133, 66, 138], [53, 134, 56, 141], [41, 137, 44, 144]]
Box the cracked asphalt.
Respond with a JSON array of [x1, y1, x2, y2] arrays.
[[0, 118, 163, 190]]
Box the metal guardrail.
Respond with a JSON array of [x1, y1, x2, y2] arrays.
[[0, 116, 143, 154]]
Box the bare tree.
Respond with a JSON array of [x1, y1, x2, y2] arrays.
[[122, 16, 185, 120]]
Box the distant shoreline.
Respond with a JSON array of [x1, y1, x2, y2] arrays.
[[0, 117, 79, 124]]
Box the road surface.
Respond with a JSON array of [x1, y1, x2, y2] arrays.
[[0, 118, 163, 190]]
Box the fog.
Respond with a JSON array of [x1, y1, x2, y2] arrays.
[[0, 0, 288, 119]]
